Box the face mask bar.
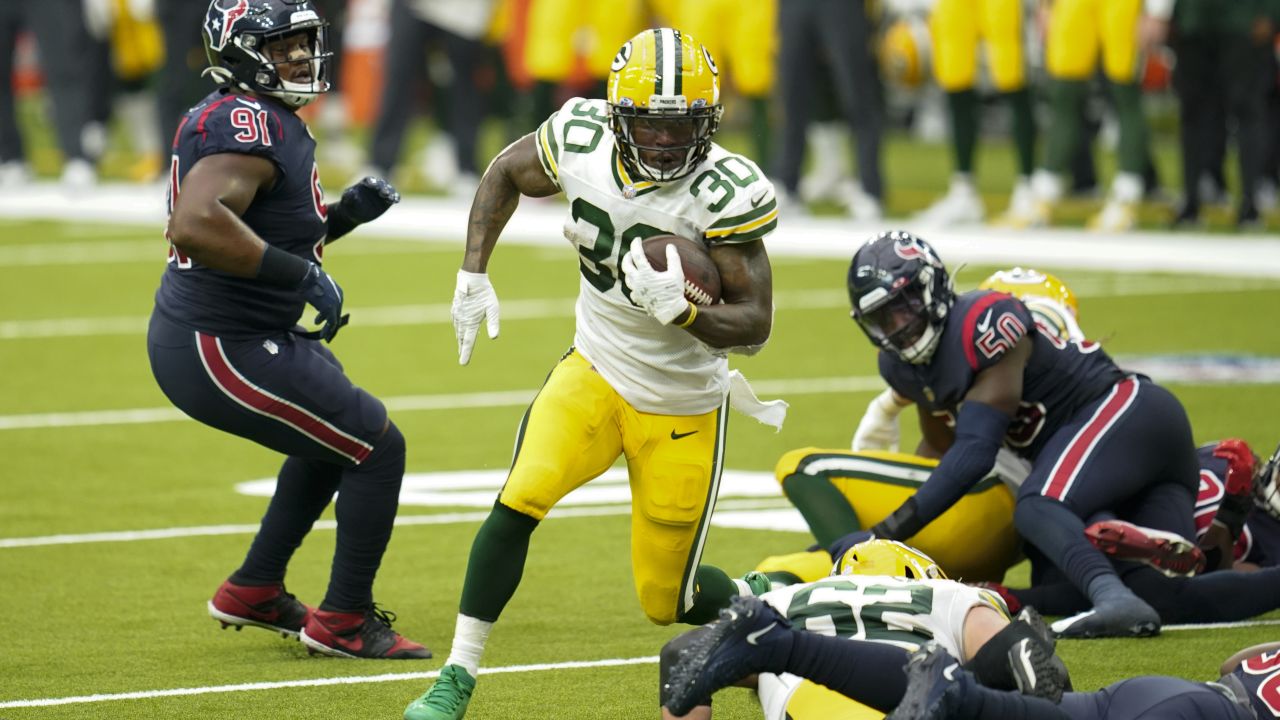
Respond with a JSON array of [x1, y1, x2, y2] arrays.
[[855, 285, 931, 354], [610, 106, 721, 182]]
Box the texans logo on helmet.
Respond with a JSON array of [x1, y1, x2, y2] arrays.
[[890, 231, 933, 262], [208, 0, 250, 51]]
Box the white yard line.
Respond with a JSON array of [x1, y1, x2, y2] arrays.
[[0, 498, 790, 549], [2, 183, 1280, 275], [0, 238, 456, 267], [4, 279, 1278, 340], [4, 618, 1279, 708], [0, 655, 660, 708], [0, 376, 886, 431]]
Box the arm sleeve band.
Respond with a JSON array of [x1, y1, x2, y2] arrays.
[[904, 400, 1011, 524], [256, 244, 311, 288]]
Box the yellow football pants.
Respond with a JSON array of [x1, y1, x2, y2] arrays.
[[930, 0, 1027, 92], [498, 350, 728, 624], [657, 0, 778, 96], [1046, 0, 1143, 83], [770, 448, 1020, 582]]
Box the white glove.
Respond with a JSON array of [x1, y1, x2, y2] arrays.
[[451, 269, 500, 365], [852, 389, 905, 451], [620, 240, 690, 325]]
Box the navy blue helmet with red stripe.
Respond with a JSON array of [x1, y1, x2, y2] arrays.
[[202, 0, 332, 108], [847, 230, 955, 364]]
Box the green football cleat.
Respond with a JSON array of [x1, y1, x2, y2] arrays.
[[404, 664, 476, 720]]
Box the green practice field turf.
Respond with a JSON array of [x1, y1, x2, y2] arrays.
[[1, 217, 1277, 719]]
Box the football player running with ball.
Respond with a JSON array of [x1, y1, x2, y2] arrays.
[[148, 0, 423, 659], [405, 28, 780, 720]]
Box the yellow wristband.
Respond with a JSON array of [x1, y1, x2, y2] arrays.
[[676, 302, 698, 328]]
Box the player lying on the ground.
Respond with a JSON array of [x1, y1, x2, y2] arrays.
[[762, 259, 1280, 633], [886, 640, 1279, 720], [659, 540, 1070, 719]]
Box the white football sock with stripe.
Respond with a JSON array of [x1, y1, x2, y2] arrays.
[[445, 613, 492, 677]]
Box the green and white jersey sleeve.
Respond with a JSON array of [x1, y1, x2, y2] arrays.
[[761, 575, 1009, 660], [534, 96, 778, 415]]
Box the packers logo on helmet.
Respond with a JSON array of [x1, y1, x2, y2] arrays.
[[978, 268, 1079, 319], [837, 539, 947, 580], [607, 28, 723, 183]]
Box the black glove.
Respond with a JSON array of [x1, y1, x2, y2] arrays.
[[341, 176, 400, 222], [297, 262, 349, 343]]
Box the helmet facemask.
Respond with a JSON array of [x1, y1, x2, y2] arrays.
[[1256, 443, 1280, 521], [203, 5, 332, 109], [853, 267, 945, 364], [609, 101, 721, 183]]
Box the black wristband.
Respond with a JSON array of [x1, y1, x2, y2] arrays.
[[871, 497, 926, 541], [256, 244, 311, 288], [325, 202, 359, 243]]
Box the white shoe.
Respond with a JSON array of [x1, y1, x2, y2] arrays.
[[1088, 199, 1136, 232], [0, 160, 31, 187], [993, 180, 1038, 227], [914, 179, 983, 226], [421, 134, 458, 190], [60, 158, 97, 189], [775, 184, 809, 219], [841, 180, 883, 221], [452, 172, 480, 201]]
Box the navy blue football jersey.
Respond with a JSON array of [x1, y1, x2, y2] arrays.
[[879, 290, 1125, 460], [155, 89, 329, 337], [1230, 647, 1280, 718], [1195, 444, 1280, 567]]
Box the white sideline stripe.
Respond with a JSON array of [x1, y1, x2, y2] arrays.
[[0, 655, 660, 708], [0, 238, 455, 267], [0, 376, 885, 430], [6, 279, 1279, 340], [3, 621, 1279, 709], [0, 498, 789, 548]]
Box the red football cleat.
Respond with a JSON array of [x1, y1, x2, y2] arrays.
[[300, 605, 431, 659], [208, 580, 313, 638], [1085, 520, 1206, 577]]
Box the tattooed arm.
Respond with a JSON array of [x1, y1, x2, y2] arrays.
[[461, 134, 560, 273]]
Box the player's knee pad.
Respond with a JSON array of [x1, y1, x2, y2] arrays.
[[637, 463, 709, 526], [774, 448, 820, 484]]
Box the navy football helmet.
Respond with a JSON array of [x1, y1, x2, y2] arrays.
[[202, 0, 332, 108], [1256, 440, 1280, 521], [847, 230, 954, 364]]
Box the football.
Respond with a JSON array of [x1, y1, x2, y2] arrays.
[[641, 234, 722, 306]]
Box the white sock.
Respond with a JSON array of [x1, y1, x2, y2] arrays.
[[445, 614, 492, 677]]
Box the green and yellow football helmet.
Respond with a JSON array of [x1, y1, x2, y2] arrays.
[[607, 27, 722, 183], [879, 15, 931, 91], [979, 267, 1079, 320], [837, 539, 948, 580]]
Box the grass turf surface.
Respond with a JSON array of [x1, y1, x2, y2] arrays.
[[1, 216, 1277, 719]]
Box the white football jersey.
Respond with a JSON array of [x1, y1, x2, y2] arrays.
[[534, 97, 777, 415], [756, 574, 1008, 720]]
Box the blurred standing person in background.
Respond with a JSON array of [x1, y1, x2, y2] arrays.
[[0, 0, 96, 186], [1026, 0, 1161, 232], [773, 0, 886, 220], [155, 0, 210, 153], [366, 0, 495, 195], [83, 0, 166, 181], [651, 0, 777, 165], [914, 0, 1039, 227], [1170, 0, 1279, 230]]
